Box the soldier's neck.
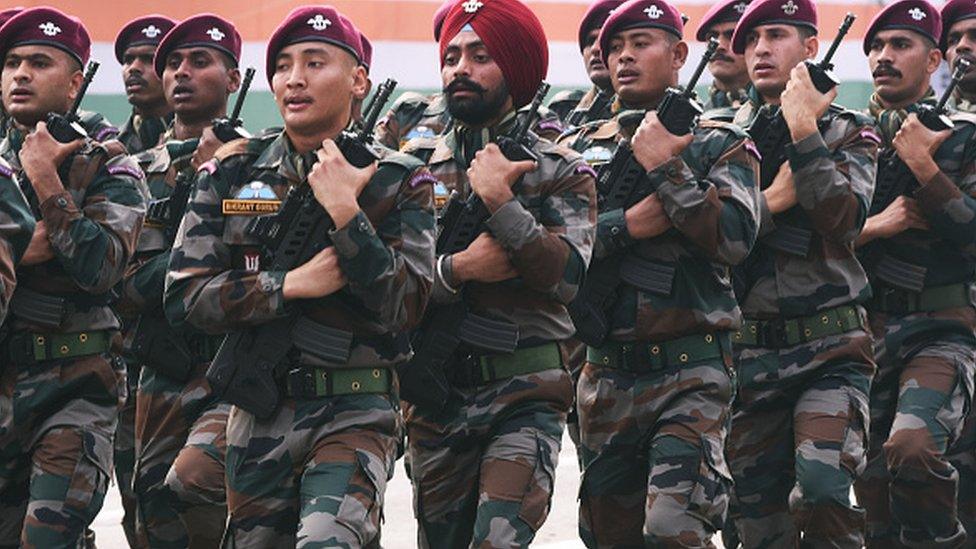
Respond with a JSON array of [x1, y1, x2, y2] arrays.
[[134, 100, 171, 120], [877, 86, 932, 111], [173, 105, 226, 141], [287, 117, 349, 154]]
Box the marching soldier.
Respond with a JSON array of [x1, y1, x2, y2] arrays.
[[122, 14, 244, 548], [563, 0, 760, 544], [114, 15, 176, 155], [725, 0, 882, 546], [400, 0, 596, 546], [697, 0, 752, 118], [0, 7, 147, 546], [164, 6, 436, 546], [854, 1, 976, 546], [0, 165, 33, 325]]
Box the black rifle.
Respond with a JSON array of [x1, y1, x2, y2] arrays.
[[204, 78, 397, 419], [869, 58, 970, 217], [47, 61, 99, 143], [212, 67, 255, 142], [397, 82, 550, 412], [567, 42, 719, 346]]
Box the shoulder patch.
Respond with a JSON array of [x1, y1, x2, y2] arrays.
[[859, 128, 882, 145], [0, 159, 13, 179], [744, 141, 762, 162], [107, 164, 144, 179], [93, 126, 120, 142], [535, 119, 564, 135], [199, 159, 218, 175], [213, 137, 254, 161], [589, 119, 621, 141], [575, 163, 597, 179], [408, 172, 440, 188]]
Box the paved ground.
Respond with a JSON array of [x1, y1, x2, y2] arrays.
[[92, 432, 725, 548]]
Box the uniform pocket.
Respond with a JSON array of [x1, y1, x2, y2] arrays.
[[334, 450, 388, 546], [64, 430, 113, 518], [688, 434, 733, 530], [516, 436, 557, 532], [840, 387, 870, 477]]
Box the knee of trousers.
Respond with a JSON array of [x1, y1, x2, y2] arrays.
[[794, 464, 855, 508], [164, 446, 225, 507]]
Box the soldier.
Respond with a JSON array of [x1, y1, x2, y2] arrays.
[[119, 14, 245, 548], [697, 0, 752, 118], [0, 164, 33, 324], [724, 0, 881, 546], [941, 1, 976, 540], [399, 0, 596, 546], [0, 7, 147, 547], [114, 15, 176, 155], [852, 1, 976, 546], [559, 0, 760, 545], [164, 5, 436, 546]]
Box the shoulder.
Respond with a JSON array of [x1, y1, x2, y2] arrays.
[[213, 133, 277, 165], [830, 104, 875, 129], [825, 105, 881, 146], [548, 89, 585, 107], [388, 91, 434, 115], [701, 106, 739, 123]]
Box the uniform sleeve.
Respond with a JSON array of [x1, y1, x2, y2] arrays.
[[914, 129, 976, 260], [0, 177, 35, 321], [39, 154, 146, 294], [654, 134, 761, 266], [164, 163, 289, 333], [329, 166, 436, 331], [118, 250, 169, 314], [483, 159, 597, 304], [787, 119, 879, 244]]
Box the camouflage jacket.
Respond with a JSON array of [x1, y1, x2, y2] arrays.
[[732, 97, 880, 319], [0, 159, 35, 323], [950, 91, 975, 114], [404, 114, 597, 343], [547, 88, 587, 123], [702, 84, 750, 112], [558, 86, 617, 134], [562, 111, 761, 341], [0, 109, 119, 142], [374, 91, 565, 151], [164, 131, 437, 369], [117, 111, 173, 155], [0, 126, 147, 333], [862, 104, 976, 291]]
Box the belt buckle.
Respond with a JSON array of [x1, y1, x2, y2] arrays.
[[287, 367, 316, 398], [761, 321, 788, 348], [6, 333, 37, 365], [882, 287, 911, 314]]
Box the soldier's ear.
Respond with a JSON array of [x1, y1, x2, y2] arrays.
[[66, 68, 84, 109], [803, 34, 819, 61], [350, 65, 369, 101], [672, 40, 689, 71], [227, 67, 242, 95], [925, 45, 942, 76]]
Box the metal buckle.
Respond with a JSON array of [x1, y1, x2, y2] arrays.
[[286, 367, 316, 398], [760, 321, 788, 348]]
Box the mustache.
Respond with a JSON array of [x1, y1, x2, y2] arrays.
[[711, 53, 735, 63], [125, 75, 148, 87], [444, 78, 486, 95], [873, 64, 901, 78]]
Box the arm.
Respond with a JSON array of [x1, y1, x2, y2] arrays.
[[913, 129, 976, 259], [0, 177, 35, 320]]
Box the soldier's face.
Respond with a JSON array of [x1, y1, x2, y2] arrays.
[[867, 30, 941, 108], [582, 28, 611, 90], [122, 44, 167, 113], [162, 47, 240, 126], [744, 24, 817, 101], [606, 29, 687, 107], [1, 45, 82, 127], [272, 42, 367, 138], [704, 22, 748, 87], [945, 19, 976, 92], [441, 30, 513, 126]]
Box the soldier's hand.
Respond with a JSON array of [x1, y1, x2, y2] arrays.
[[467, 143, 536, 212], [631, 112, 693, 172], [624, 193, 672, 239], [282, 246, 347, 300], [780, 63, 836, 143], [763, 162, 797, 214], [452, 232, 517, 283], [190, 127, 224, 172], [20, 221, 55, 266], [20, 121, 84, 198], [310, 139, 377, 229], [893, 113, 950, 184], [860, 196, 929, 244]]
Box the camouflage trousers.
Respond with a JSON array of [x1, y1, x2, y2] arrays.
[[405, 367, 572, 549], [728, 326, 875, 549], [223, 392, 399, 548], [576, 348, 734, 548], [0, 348, 124, 548], [564, 337, 587, 467], [114, 358, 142, 548], [946, 410, 976, 544], [854, 308, 976, 548], [133, 362, 228, 548]]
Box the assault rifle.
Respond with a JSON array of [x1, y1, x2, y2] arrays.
[[397, 82, 550, 412], [212, 67, 255, 142], [47, 61, 99, 143], [869, 58, 970, 217], [204, 78, 398, 419], [567, 41, 719, 346]]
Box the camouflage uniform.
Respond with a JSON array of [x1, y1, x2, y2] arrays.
[[117, 112, 173, 155], [164, 130, 436, 547], [401, 113, 596, 548], [0, 160, 34, 323], [854, 99, 976, 547], [0, 126, 147, 547], [0, 110, 118, 143], [701, 86, 751, 124], [727, 94, 880, 548], [547, 88, 586, 123], [115, 136, 229, 547], [374, 91, 565, 151], [563, 110, 760, 547]]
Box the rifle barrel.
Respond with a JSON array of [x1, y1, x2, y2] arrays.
[[359, 78, 397, 140], [513, 82, 550, 142], [684, 37, 718, 98], [230, 67, 256, 122], [68, 61, 99, 118], [820, 13, 856, 68], [937, 58, 971, 112]]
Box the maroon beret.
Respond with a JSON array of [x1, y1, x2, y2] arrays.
[[266, 6, 364, 85], [941, 0, 976, 52], [598, 0, 684, 65], [0, 6, 90, 67], [359, 32, 373, 73], [578, 0, 627, 51], [433, 0, 453, 41], [153, 13, 241, 77], [0, 8, 23, 28], [114, 15, 177, 64], [732, 0, 817, 54], [864, 0, 940, 54], [696, 0, 751, 41], [439, 0, 549, 108]]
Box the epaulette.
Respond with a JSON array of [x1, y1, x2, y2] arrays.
[[698, 118, 751, 140], [379, 148, 425, 171], [536, 136, 582, 162], [586, 119, 620, 141], [832, 105, 875, 128], [401, 136, 438, 158], [213, 135, 272, 163], [547, 89, 585, 108]]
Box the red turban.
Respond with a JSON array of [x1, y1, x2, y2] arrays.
[[438, 0, 548, 108]]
